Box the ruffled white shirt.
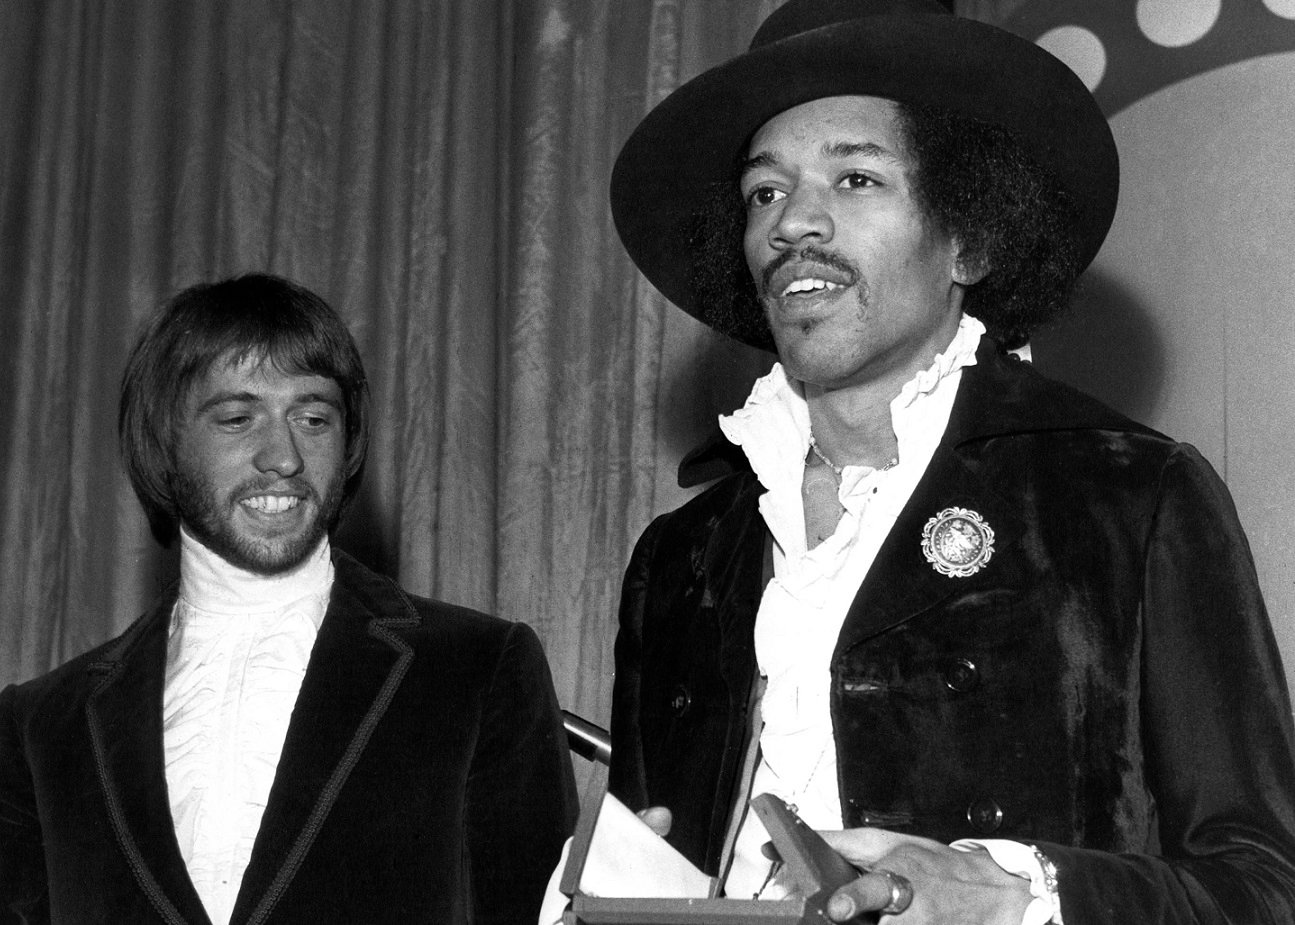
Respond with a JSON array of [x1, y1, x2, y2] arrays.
[[720, 314, 985, 898], [164, 530, 332, 925], [716, 317, 1060, 924]]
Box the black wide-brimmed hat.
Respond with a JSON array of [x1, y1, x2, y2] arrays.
[[610, 0, 1119, 349]]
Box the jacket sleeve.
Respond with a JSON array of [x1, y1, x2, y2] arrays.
[[465, 621, 578, 925], [1041, 445, 1295, 924], [0, 684, 49, 925], [608, 513, 664, 813]]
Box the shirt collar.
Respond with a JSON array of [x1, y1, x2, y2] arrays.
[[719, 314, 986, 492], [176, 527, 333, 626]]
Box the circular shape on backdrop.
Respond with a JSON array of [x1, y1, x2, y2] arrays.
[[1264, 0, 1295, 19], [1036, 25, 1107, 92], [1136, 0, 1221, 47]]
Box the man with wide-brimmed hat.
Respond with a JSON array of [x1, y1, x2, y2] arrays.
[[607, 1, 1295, 922]]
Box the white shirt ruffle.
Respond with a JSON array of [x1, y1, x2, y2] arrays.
[[164, 530, 332, 925], [720, 314, 985, 899]]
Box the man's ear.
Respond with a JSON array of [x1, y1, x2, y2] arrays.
[[953, 240, 989, 286]]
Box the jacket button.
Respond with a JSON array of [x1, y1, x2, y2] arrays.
[[669, 685, 691, 717], [944, 657, 979, 693], [966, 797, 1003, 833]]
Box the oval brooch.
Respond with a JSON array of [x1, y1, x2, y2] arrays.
[[921, 507, 995, 578]]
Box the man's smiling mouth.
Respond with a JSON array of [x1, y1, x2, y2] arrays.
[[241, 495, 301, 514], [763, 247, 858, 302], [782, 277, 844, 297]]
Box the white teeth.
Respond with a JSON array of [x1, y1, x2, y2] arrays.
[[241, 495, 300, 514], [782, 277, 840, 297]]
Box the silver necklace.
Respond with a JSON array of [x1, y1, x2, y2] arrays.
[[807, 431, 897, 475]]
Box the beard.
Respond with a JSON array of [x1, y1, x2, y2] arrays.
[[171, 467, 345, 576]]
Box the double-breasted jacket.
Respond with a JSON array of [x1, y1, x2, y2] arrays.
[[610, 341, 1295, 924]]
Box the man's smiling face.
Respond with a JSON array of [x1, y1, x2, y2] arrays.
[[740, 95, 975, 394], [171, 353, 346, 574]]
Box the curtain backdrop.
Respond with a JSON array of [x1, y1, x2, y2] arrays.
[[0, 0, 777, 740], [8, 0, 1295, 764]]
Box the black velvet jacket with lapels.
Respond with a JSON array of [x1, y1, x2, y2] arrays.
[[0, 552, 577, 925], [609, 339, 1295, 924]]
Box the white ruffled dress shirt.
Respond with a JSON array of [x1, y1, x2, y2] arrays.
[[164, 529, 333, 925], [718, 316, 1059, 924]]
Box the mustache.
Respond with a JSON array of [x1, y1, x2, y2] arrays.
[[759, 245, 859, 296], [233, 476, 315, 499]]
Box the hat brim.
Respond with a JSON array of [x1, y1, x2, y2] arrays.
[[610, 14, 1119, 350]]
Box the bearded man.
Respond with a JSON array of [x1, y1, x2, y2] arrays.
[[606, 1, 1295, 923], [0, 273, 576, 924]]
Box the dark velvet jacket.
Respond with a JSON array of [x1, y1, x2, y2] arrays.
[[610, 340, 1295, 924], [0, 551, 578, 925]]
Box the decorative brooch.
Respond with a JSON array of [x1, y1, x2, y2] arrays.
[[921, 507, 995, 578]]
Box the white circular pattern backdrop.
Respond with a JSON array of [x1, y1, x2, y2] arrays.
[[1036, 25, 1107, 91], [1135, 0, 1221, 47]]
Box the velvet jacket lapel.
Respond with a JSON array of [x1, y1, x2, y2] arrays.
[[84, 589, 212, 925], [702, 476, 770, 690], [82, 553, 418, 925], [230, 553, 415, 925], [831, 443, 1025, 655], [831, 342, 1138, 655]]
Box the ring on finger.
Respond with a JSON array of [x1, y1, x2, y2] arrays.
[[874, 868, 914, 915]]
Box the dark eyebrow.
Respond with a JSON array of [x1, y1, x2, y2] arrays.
[[195, 391, 343, 415], [739, 141, 900, 181], [296, 393, 344, 412], [822, 140, 900, 164], [739, 151, 778, 180], [195, 391, 259, 414]]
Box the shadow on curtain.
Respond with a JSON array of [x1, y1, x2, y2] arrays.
[[0, 0, 775, 738]]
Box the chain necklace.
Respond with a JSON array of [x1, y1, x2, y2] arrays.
[[807, 431, 898, 475]]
